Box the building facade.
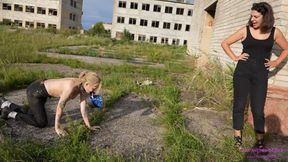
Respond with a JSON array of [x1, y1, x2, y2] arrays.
[[186, 0, 288, 137], [188, 0, 288, 88], [111, 0, 194, 46], [0, 0, 83, 30]]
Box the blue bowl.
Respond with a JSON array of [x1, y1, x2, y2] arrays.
[[87, 95, 103, 110]]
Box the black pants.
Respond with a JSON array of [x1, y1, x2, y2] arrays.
[[15, 80, 50, 128], [233, 60, 268, 134]]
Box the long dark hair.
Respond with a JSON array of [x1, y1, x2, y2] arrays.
[[248, 2, 274, 33]]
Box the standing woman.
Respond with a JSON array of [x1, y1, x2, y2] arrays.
[[221, 2, 288, 149]]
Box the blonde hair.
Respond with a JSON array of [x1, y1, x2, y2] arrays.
[[79, 71, 102, 93]]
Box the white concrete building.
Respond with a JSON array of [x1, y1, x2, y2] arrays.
[[111, 0, 194, 46], [0, 0, 83, 30], [188, 0, 288, 88], [103, 23, 112, 33]]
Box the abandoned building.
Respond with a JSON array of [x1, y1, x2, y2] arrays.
[[188, 0, 288, 136], [111, 0, 194, 46], [0, 0, 83, 30]]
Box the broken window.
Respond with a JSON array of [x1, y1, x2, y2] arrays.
[[48, 24, 57, 29], [161, 38, 169, 44], [2, 3, 12, 10], [14, 4, 23, 11], [37, 22, 45, 28], [116, 32, 123, 39], [14, 20, 23, 27], [130, 2, 138, 9], [187, 9, 193, 16], [185, 24, 190, 31], [142, 3, 150, 11], [176, 8, 184, 15], [140, 19, 147, 26], [25, 21, 34, 28], [149, 36, 157, 43], [174, 23, 182, 31], [73, 14, 76, 21], [172, 39, 180, 45], [130, 33, 135, 40], [48, 8, 57, 16], [151, 21, 159, 28], [129, 18, 136, 25], [2, 19, 12, 25], [183, 40, 187, 45], [165, 6, 173, 13], [153, 5, 161, 12], [138, 34, 146, 41], [37, 7, 46, 14], [163, 22, 170, 29], [69, 13, 73, 20], [26, 6, 35, 13], [117, 16, 125, 23], [118, 1, 126, 8]]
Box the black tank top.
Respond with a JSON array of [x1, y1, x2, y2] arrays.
[[242, 26, 275, 62]]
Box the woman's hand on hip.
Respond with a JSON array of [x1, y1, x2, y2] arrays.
[[265, 59, 280, 70], [233, 53, 249, 62]]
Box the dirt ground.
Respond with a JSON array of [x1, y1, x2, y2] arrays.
[[2, 53, 287, 161], [0, 63, 165, 160]]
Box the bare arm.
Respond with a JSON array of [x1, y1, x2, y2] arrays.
[[221, 27, 249, 61], [55, 91, 71, 136], [80, 93, 91, 128], [265, 28, 288, 69], [80, 93, 101, 130]]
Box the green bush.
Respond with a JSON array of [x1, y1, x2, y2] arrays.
[[87, 22, 109, 37]]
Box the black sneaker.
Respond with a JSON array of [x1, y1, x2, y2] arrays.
[[1, 107, 12, 120]]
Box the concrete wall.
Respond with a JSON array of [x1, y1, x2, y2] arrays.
[[0, 0, 83, 30], [189, 0, 288, 88], [60, 0, 83, 30], [112, 0, 193, 45]]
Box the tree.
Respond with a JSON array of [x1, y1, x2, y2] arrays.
[[87, 22, 108, 37]]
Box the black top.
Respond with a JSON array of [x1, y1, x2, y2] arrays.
[[242, 26, 275, 62]]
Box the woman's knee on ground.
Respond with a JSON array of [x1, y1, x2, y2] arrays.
[[35, 118, 48, 128]]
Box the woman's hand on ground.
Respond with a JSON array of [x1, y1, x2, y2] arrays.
[[55, 127, 68, 136], [233, 53, 249, 62], [88, 125, 101, 131]]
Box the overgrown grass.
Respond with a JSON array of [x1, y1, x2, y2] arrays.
[[46, 41, 186, 63], [0, 66, 63, 92], [0, 26, 254, 161], [179, 60, 234, 111]]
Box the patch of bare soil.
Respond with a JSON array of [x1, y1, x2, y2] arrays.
[[89, 93, 164, 160], [39, 52, 165, 68], [183, 107, 233, 146], [12, 63, 84, 77]]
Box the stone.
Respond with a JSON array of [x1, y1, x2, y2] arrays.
[[247, 86, 288, 136], [183, 107, 233, 146]]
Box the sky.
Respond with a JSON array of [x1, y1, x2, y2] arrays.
[[82, 0, 194, 30], [82, 0, 114, 30]]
